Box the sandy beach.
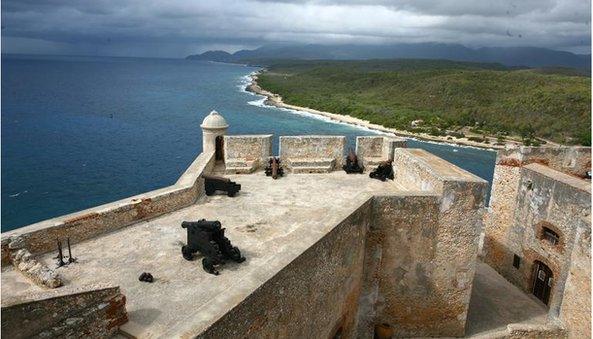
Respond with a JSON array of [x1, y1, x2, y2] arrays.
[[246, 71, 524, 151]]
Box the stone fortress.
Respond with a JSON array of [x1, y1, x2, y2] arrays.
[[0, 111, 590, 338]]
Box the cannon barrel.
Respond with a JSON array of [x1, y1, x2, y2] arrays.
[[181, 220, 221, 230]]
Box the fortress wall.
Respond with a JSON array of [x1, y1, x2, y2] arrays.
[[485, 163, 591, 318], [481, 162, 522, 260], [279, 135, 346, 168], [483, 147, 592, 326], [1, 284, 127, 338], [432, 178, 487, 336], [2, 151, 216, 260], [356, 136, 384, 158], [224, 135, 273, 164], [382, 137, 407, 160], [360, 149, 487, 337], [358, 194, 441, 338], [392, 149, 444, 192], [355, 136, 406, 167], [497, 146, 591, 177], [195, 199, 373, 339], [560, 218, 591, 338], [484, 146, 590, 271]]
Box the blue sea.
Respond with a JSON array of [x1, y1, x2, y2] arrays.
[[1, 54, 496, 231]]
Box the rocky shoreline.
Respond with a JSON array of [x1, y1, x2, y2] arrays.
[[246, 71, 522, 151]]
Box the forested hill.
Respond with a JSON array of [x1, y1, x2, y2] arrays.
[[187, 43, 591, 71], [256, 59, 591, 145]]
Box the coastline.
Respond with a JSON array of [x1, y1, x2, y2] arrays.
[[245, 70, 517, 151]]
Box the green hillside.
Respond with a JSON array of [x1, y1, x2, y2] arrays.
[[257, 60, 591, 145]]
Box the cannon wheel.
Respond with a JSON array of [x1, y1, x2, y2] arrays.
[[181, 246, 194, 261], [227, 191, 236, 197]]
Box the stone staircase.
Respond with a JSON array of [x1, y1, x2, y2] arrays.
[[287, 158, 335, 173]]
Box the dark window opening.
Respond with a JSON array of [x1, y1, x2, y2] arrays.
[[542, 227, 559, 246], [513, 254, 521, 268]]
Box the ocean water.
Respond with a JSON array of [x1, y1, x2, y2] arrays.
[[1, 54, 496, 231]]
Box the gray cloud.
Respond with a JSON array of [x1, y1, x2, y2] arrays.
[[2, 0, 590, 57]]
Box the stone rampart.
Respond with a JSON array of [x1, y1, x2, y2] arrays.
[[355, 136, 406, 167], [224, 135, 272, 174], [2, 151, 216, 260], [362, 148, 488, 337], [279, 135, 346, 171], [559, 217, 591, 338], [496, 146, 591, 178], [1, 284, 127, 338]]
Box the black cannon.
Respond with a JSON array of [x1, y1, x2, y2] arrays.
[[343, 149, 364, 174], [181, 220, 245, 275], [203, 175, 241, 197], [369, 160, 394, 181], [265, 157, 284, 179]]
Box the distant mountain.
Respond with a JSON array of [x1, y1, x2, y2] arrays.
[[186, 50, 235, 63], [186, 43, 591, 70]]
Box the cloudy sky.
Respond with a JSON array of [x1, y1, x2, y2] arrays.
[[2, 0, 591, 58]]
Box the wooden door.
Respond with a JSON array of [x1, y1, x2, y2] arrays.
[[532, 261, 553, 305]]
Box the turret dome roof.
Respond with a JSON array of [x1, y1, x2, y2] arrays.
[[200, 110, 229, 129]]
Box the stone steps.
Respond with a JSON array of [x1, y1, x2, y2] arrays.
[[286, 158, 335, 173], [291, 165, 335, 174], [225, 159, 258, 174]]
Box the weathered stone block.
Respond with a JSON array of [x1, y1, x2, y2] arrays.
[[1, 285, 127, 339], [280, 135, 346, 170], [224, 135, 273, 174]]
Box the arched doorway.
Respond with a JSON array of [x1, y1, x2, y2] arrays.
[[215, 136, 224, 161], [532, 261, 553, 305]]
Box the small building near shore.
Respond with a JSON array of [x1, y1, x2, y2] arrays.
[[411, 119, 424, 127]]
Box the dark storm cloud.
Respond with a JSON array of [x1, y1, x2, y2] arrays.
[[1, 0, 590, 57]]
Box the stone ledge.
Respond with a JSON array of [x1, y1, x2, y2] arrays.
[[10, 247, 62, 289]]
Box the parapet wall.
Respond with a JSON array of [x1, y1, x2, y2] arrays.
[[224, 135, 272, 166], [355, 136, 406, 167], [496, 146, 591, 177], [279, 135, 346, 168], [2, 151, 216, 260], [1, 284, 127, 338]]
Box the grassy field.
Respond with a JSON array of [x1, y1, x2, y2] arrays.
[[256, 59, 591, 145]]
